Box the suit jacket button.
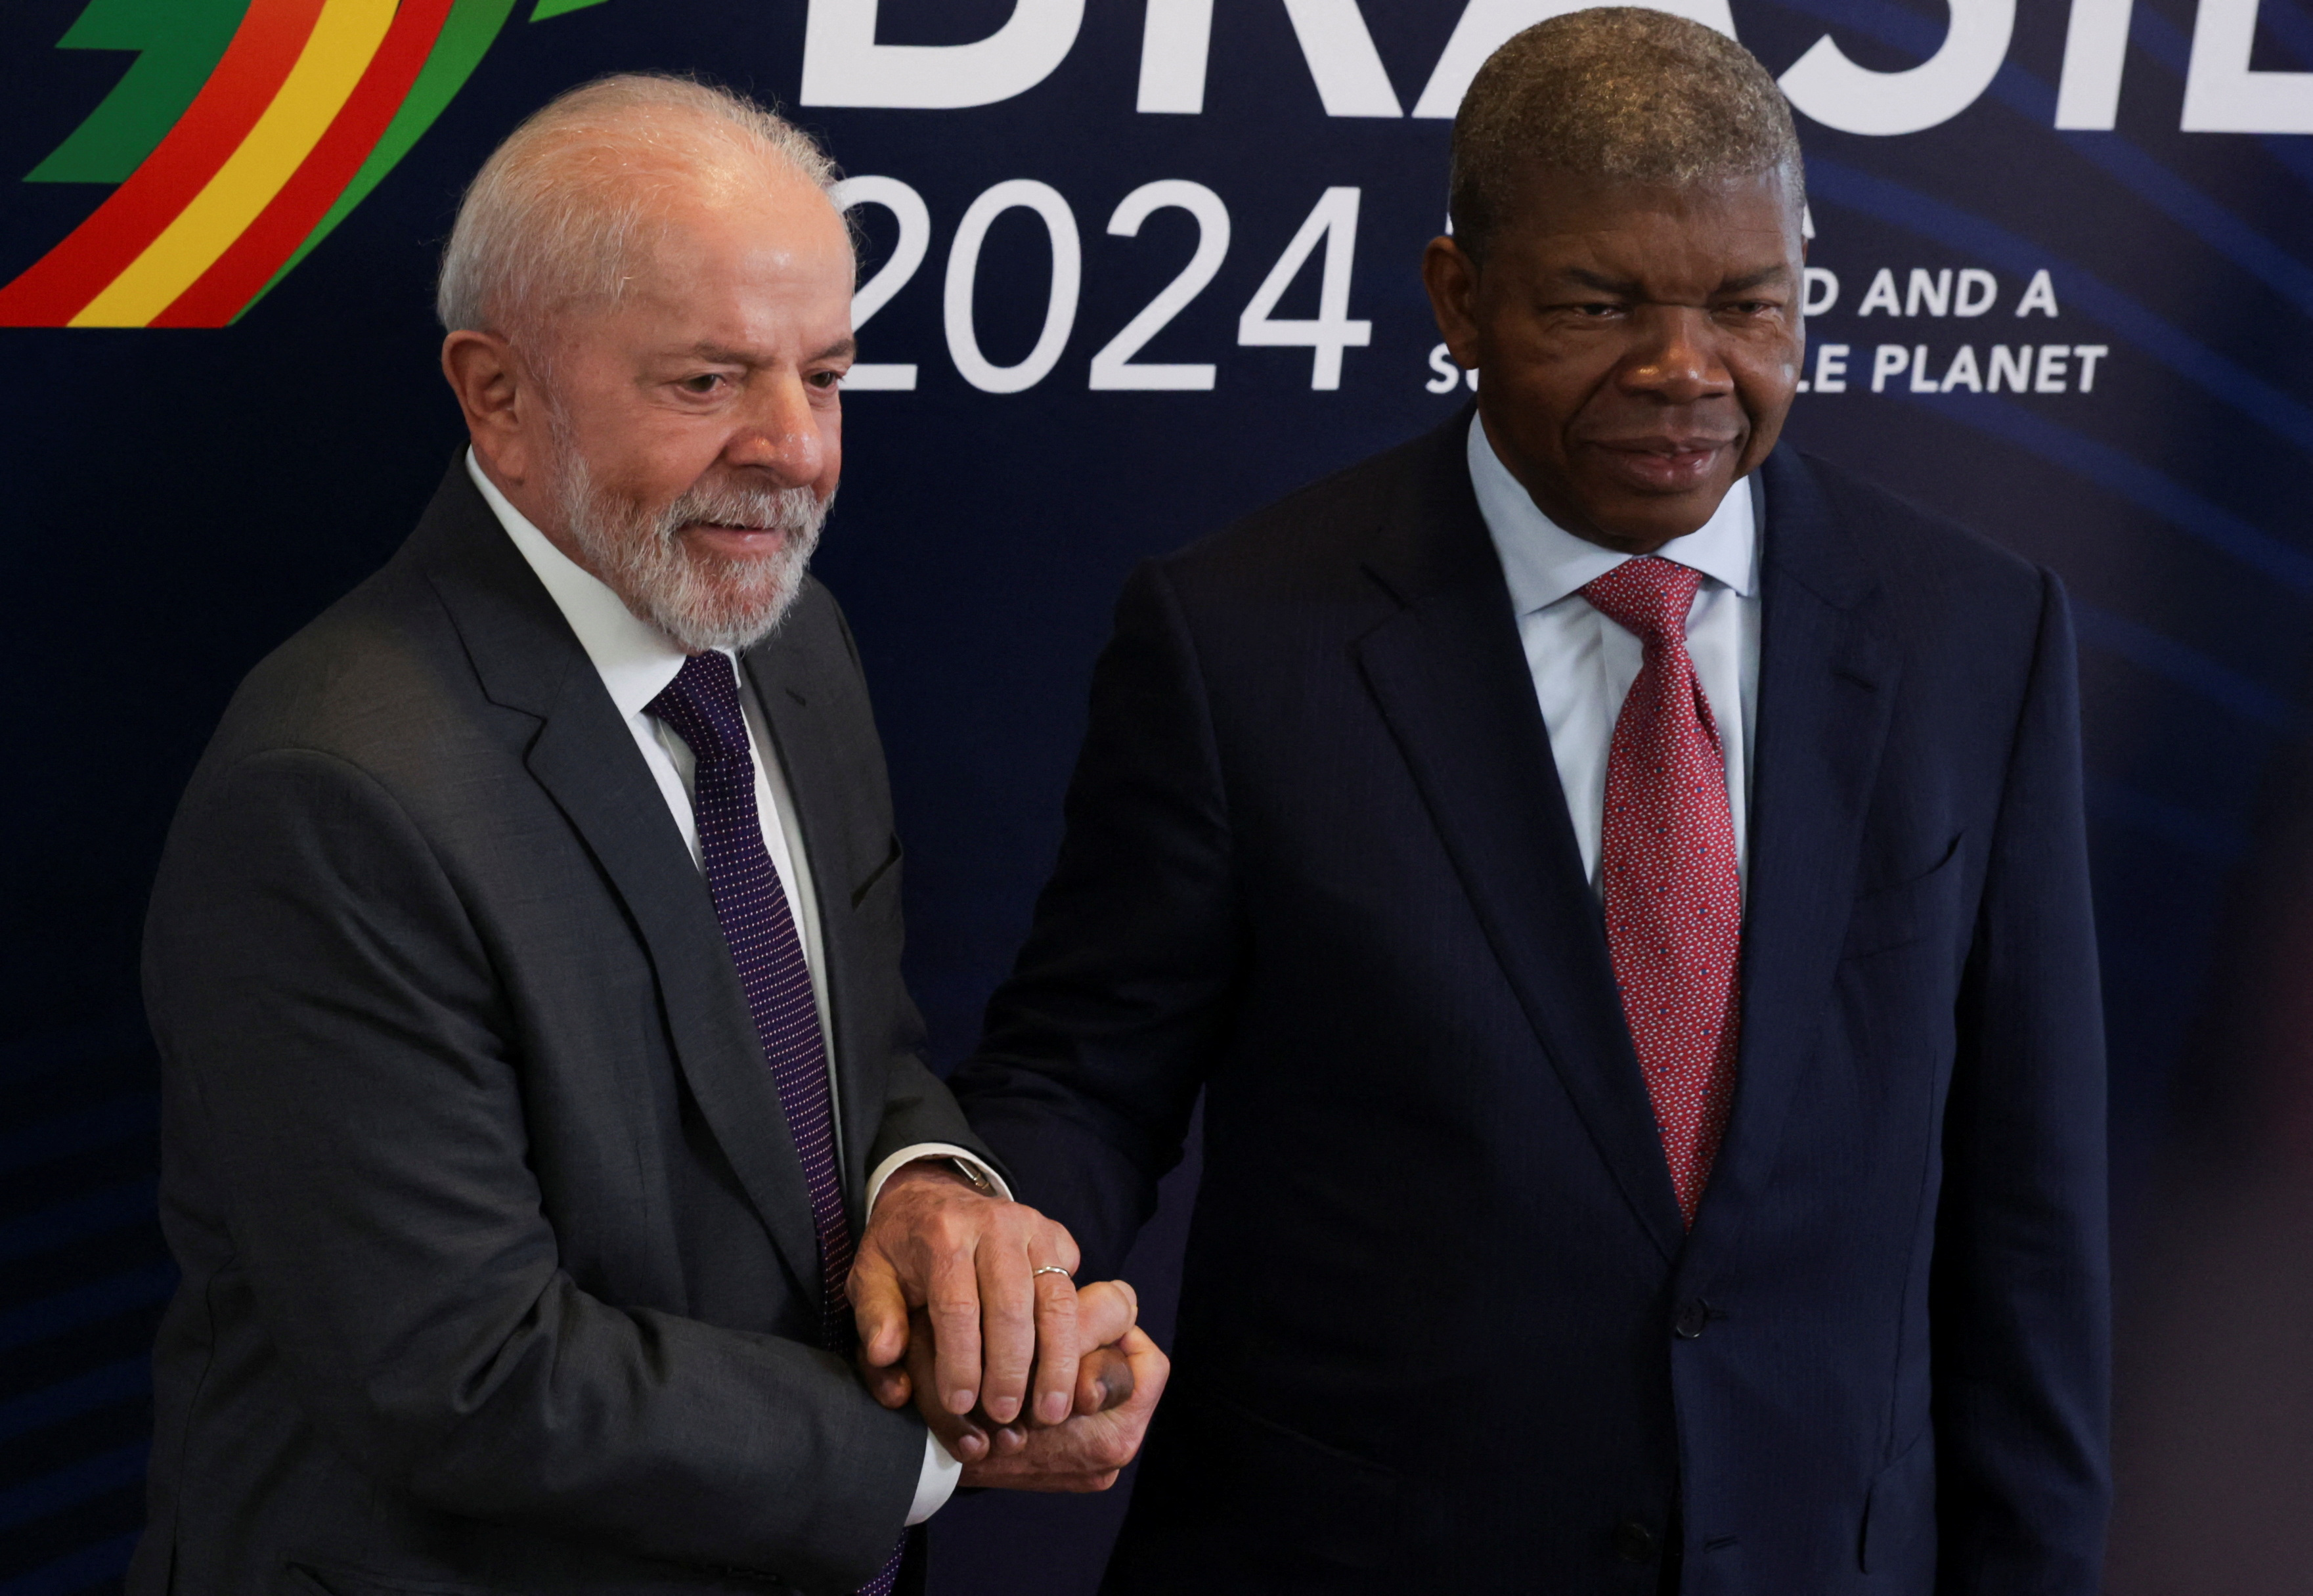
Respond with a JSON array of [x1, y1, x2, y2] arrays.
[[1675, 1299, 1710, 1339], [1614, 1521, 1659, 1563]]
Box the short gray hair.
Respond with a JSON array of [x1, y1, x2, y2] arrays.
[[1449, 9, 1803, 262], [437, 74, 842, 338]]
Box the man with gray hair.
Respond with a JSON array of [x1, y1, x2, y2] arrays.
[[934, 9, 2110, 1591], [134, 74, 1161, 1596]]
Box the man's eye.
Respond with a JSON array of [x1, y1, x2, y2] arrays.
[[679, 374, 726, 394], [808, 369, 843, 389], [1575, 302, 1623, 317]]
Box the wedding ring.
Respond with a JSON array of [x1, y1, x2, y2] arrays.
[[1032, 1265, 1074, 1279]]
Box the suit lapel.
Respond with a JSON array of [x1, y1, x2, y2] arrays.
[[1354, 424, 1688, 1260], [412, 467, 823, 1298], [1692, 448, 1899, 1252], [738, 635, 879, 1220]]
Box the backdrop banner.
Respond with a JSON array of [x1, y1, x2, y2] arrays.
[[4, 0, 2310, 1589]]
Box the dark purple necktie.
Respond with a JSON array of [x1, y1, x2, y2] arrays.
[[648, 652, 854, 1345], [648, 654, 906, 1596]]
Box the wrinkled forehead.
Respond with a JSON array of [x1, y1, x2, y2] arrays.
[[1492, 164, 1806, 268], [1505, 159, 1803, 228], [642, 175, 852, 285], [555, 171, 854, 351]]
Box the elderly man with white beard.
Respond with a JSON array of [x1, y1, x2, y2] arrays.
[[133, 75, 1162, 1596]]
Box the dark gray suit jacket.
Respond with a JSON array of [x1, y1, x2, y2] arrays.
[[133, 463, 990, 1596]]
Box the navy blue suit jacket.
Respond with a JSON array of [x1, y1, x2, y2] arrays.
[[948, 414, 2109, 1594]]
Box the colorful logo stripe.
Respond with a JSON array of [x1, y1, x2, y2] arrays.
[[82, 0, 401, 326], [0, 0, 543, 329], [152, 0, 450, 327], [246, 0, 522, 317]]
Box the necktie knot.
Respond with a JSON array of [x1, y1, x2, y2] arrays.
[[647, 652, 751, 765], [1581, 556, 1704, 650]]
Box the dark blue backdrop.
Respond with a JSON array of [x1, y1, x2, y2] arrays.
[[5, 0, 2311, 1589]]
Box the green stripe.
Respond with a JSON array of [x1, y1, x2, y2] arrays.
[[529, 0, 609, 18], [234, 0, 519, 320], [26, 0, 252, 184]]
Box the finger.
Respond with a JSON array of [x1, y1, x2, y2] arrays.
[[925, 1406, 990, 1463], [1029, 1265, 1082, 1426], [975, 1238, 1038, 1425], [1049, 1219, 1083, 1279], [849, 1252, 912, 1369], [1076, 1344, 1135, 1413], [954, 1440, 1114, 1495], [959, 1461, 1108, 1494], [904, 1328, 990, 1461], [925, 1246, 986, 1417], [990, 1421, 1028, 1457], [1072, 1281, 1135, 1354], [861, 1358, 912, 1411], [1115, 1327, 1171, 1420]]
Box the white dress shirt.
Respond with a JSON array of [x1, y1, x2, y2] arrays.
[[469, 453, 990, 1525], [1464, 418, 1760, 889]]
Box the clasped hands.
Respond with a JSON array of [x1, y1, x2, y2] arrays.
[[850, 1161, 1168, 1490]]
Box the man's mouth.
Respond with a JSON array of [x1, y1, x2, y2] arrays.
[[682, 521, 787, 556], [1587, 436, 1740, 493]]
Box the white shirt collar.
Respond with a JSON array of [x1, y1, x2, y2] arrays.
[[465, 449, 704, 719], [1466, 414, 1759, 615]]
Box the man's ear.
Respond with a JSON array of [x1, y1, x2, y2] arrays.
[[441, 330, 537, 487], [1421, 235, 1483, 373]]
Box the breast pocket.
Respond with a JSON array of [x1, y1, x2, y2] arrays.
[[1842, 834, 1965, 962]]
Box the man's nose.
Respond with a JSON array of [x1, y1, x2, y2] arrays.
[[722, 370, 826, 484], [1621, 307, 1731, 405]]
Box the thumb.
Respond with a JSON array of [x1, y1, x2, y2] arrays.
[[1116, 1326, 1170, 1411], [862, 1358, 914, 1411], [1072, 1280, 1138, 1354], [850, 1252, 910, 1367]]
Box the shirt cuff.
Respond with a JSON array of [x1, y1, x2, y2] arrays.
[[866, 1143, 1014, 1213], [906, 1428, 963, 1526]]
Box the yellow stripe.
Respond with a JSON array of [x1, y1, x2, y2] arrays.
[[70, 0, 397, 328]]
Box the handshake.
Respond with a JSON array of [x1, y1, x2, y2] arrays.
[[850, 1159, 1171, 1490]]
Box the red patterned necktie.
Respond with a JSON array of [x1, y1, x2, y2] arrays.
[[1579, 557, 1742, 1228], [647, 652, 906, 1596]]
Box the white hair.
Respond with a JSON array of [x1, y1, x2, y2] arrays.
[[436, 73, 844, 339]]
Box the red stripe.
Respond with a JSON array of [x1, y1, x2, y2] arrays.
[[155, 0, 456, 328], [0, 0, 327, 328]]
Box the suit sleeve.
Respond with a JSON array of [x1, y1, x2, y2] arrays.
[[1933, 569, 2112, 1594], [144, 745, 920, 1591], [858, 906, 1007, 1184], [945, 560, 1243, 1279], [816, 587, 1010, 1186]]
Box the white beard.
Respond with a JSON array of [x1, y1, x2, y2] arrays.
[[547, 428, 829, 654]]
